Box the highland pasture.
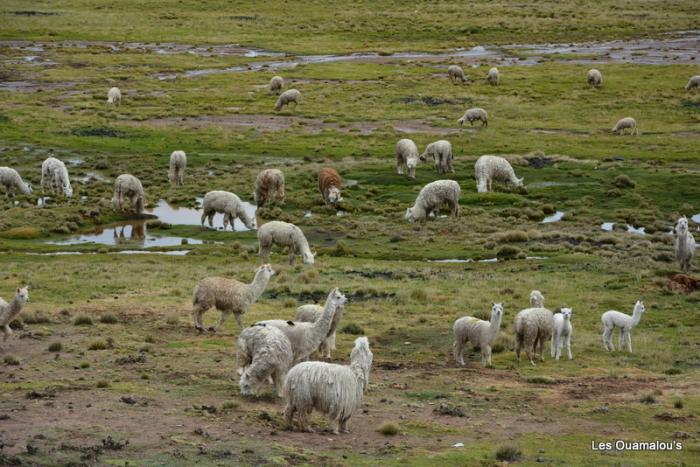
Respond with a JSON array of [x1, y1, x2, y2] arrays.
[[1, 1, 700, 465]]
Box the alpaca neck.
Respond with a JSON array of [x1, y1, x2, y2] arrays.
[[630, 309, 642, 328], [350, 361, 367, 387], [488, 313, 502, 340], [678, 232, 689, 249], [8, 295, 24, 317], [310, 298, 338, 342], [248, 272, 269, 300]]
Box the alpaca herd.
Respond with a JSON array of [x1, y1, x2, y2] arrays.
[[2, 61, 697, 437]]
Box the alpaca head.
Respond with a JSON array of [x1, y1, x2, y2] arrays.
[[560, 307, 572, 320], [529, 290, 544, 308], [633, 301, 645, 315], [457, 116, 465, 126], [405, 207, 417, 223], [491, 302, 504, 320], [16, 286, 29, 304], [238, 370, 256, 396], [302, 249, 315, 265], [514, 177, 524, 188], [63, 183, 73, 198], [327, 186, 343, 205], [256, 264, 275, 280], [676, 216, 689, 235], [326, 287, 347, 309]]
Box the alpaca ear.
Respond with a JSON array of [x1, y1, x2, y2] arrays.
[[17, 288, 21, 294]]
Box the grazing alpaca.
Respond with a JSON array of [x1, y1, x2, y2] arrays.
[[237, 324, 293, 397], [0, 286, 30, 342], [283, 336, 373, 434], [191, 264, 275, 331], [294, 297, 346, 359], [453, 303, 504, 367], [601, 301, 645, 353], [529, 290, 544, 308], [551, 308, 573, 361]]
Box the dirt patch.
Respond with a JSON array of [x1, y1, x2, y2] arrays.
[[393, 96, 472, 106], [526, 155, 555, 169], [562, 376, 660, 401], [132, 114, 459, 135], [70, 127, 126, 137], [10, 10, 58, 16], [663, 274, 700, 293]]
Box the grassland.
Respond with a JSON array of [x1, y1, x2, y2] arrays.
[[1, 2, 700, 465]]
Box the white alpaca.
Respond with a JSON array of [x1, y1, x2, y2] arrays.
[[168, 150, 187, 186], [419, 140, 453, 174], [396, 139, 420, 178], [551, 308, 573, 361], [107, 87, 121, 105], [487, 67, 500, 86], [0, 286, 30, 342], [283, 336, 373, 434], [405, 180, 461, 222], [192, 264, 275, 331], [294, 296, 346, 358], [674, 216, 695, 273], [200, 190, 255, 231], [237, 324, 293, 397], [447, 65, 468, 84], [274, 89, 301, 111], [112, 174, 145, 213], [612, 117, 638, 135], [474, 155, 523, 193], [257, 221, 315, 265], [453, 303, 504, 367], [601, 301, 645, 353], [587, 69, 603, 87], [257, 288, 347, 363], [529, 290, 544, 308], [514, 307, 554, 365], [269, 76, 284, 94], [41, 157, 73, 197], [0, 167, 33, 197]]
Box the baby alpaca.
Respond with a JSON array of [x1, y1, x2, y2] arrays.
[[168, 150, 187, 186], [396, 139, 420, 178], [601, 301, 645, 353], [674, 216, 695, 273], [0, 286, 30, 342], [283, 336, 373, 434], [453, 303, 504, 367], [551, 308, 573, 360], [237, 324, 293, 397], [107, 87, 121, 105], [529, 290, 544, 308], [192, 264, 275, 331]]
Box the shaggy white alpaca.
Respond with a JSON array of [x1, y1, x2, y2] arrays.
[[283, 336, 373, 434], [675, 216, 695, 273], [0, 167, 33, 197], [254, 169, 285, 207], [0, 286, 29, 342], [107, 87, 121, 105], [257, 288, 347, 363], [529, 290, 544, 308], [514, 307, 554, 365], [112, 174, 145, 213], [237, 324, 293, 397], [200, 190, 255, 231], [601, 301, 645, 353], [453, 303, 504, 367], [396, 139, 420, 178], [551, 308, 573, 361], [192, 264, 275, 331], [168, 150, 187, 186]]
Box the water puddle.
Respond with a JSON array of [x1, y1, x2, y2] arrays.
[[75, 172, 108, 184], [45, 222, 203, 247], [542, 211, 565, 223], [116, 250, 190, 256], [600, 222, 646, 235], [692, 213, 700, 224]]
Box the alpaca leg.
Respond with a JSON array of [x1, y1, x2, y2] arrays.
[[602, 327, 613, 351], [551, 334, 557, 358], [566, 334, 573, 360], [211, 310, 230, 332], [192, 305, 205, 331], [453, 339, 465, 366], [483, 345, 492, 367], [2, 325, 11, 341], [329, 418, 340, 435], [618, 330, 624, 352], [301, 409, 314, 433], [538, 336, 546, 362], [234, 313, 244, 329], [288, 248, 296, 266], [514, 334, 522, 362], [626, 331, 633, 353], [273, 372, 284, 397], [200, 211, 208, 227], [340, 416, 351, 433], [284, 404, 295, 429]]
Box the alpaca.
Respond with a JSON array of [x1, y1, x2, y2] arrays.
[[254, 169, 285, 207], [514, 307, 554, 365], [257, 221, 315, 265], [294, 297, 346, 358], [283, 336, 373, 434], [601, 301, 645, 353], [0, 286, 30, 342], [168, 150, 187, 186], [41, 157, 73, 197], [675, 216, 695, 273], [112, 174, 145, 213], [256, 288, 347, 363], [237, 324, 293, 397], [551, 308, 573, 361], [453, 303, 504, 367], [191, 264, 275, 331], [529, 290, 544, 308]]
